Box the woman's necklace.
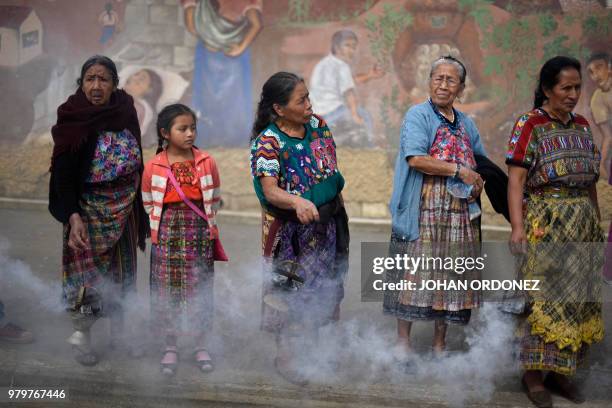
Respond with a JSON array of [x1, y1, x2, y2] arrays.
[[442, 110, 455, 123], [438, 107, 454, 123]]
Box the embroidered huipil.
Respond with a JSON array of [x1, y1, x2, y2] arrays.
[[250, 115, 344, 209], [506, 108, 600, 192], [86, 129, 141, 183]]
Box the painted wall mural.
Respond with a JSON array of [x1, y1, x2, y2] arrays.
[[0, 0, 611, 166], [182, 0, 263, 147]]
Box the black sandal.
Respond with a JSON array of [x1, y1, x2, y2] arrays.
[[544, 372, 585, 404]]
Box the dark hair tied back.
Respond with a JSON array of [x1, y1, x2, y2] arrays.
[[251, 72, 304, 142], [156, 103, 197, 154], [533, 56, 581, 109]]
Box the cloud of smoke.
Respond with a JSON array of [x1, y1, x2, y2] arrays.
[[0, 237, 64, 315]]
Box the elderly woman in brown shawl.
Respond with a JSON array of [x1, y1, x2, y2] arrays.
[[49, 55, 149, 366]]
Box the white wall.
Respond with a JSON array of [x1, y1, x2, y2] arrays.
[[0, 28, 19, 68]]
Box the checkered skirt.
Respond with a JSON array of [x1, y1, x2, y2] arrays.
[[383, 175, 481, 324]]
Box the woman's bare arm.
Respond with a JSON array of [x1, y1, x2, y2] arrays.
[[260, 176, 319, 224], [508, 165, 528, 253]]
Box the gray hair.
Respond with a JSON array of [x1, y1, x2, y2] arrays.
[[77, 55, 119, 88], [429, 55, 467, 84]]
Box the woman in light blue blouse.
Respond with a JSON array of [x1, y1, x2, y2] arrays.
[[385, 56, 486, 360]]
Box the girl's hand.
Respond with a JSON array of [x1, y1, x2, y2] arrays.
[[509, 228, 528, 255], [292, 197, 319, 224], [68, 213, 90, 252]]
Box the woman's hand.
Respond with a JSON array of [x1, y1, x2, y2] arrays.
[[509, 227, 528, 255], [225, 8, 261, 57], [292, 197, 320, 225], [225, 42, 246, 57], [351, 113, 365, 126], [507, 165, 528, 255], [68, 213, 90, 252], [458, 165, 483, 187], [470, 181, 483, 199]]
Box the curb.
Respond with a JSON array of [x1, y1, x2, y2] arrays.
[[0, 196, 513, 232]]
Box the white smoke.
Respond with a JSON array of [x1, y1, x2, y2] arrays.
[[5, 231, 606, 406], [0, 237, 64, 315]]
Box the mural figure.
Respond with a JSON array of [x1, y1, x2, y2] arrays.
[[309, 29, 384, 147], [182, 0, 263, 147], [120, 66, 190, 147], [587, 52, 612, 177], [123, 68, 162, 145], [98, 2, 119, 46]]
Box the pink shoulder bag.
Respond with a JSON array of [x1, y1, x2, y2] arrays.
[[165, 167, 228, 262]]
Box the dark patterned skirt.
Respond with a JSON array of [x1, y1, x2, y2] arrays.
[[260, 212, 344, 333], [383, 175, 481, 325], [150, 203, 214, 337], [62, 174, 138, 309]]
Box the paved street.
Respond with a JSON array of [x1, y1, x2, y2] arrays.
[[0, 204, 611, 407]]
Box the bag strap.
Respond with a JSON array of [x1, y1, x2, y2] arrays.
[[165, 167, 208, 221]]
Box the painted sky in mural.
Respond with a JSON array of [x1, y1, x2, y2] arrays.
[[0, 0, 610, 163]]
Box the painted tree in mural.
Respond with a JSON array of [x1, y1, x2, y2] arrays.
[[364, 4, 413, 155], [460, 0, 611, 150]]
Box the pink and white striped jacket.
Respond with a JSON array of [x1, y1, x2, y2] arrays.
[[141, 148, 221, 244]]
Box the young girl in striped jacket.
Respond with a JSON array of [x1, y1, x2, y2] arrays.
[[142, 103, 225, 376]]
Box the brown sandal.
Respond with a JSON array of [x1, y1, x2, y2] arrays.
[[522, 377, 553, 408]]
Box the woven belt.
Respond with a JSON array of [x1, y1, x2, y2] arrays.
[[528, 186, 589, 198]]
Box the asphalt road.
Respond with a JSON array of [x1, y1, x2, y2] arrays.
[[1, 205, 611, 407]]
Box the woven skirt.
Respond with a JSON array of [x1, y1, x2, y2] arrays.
[[383, 175, 481, 325], [62, 174, 138, 309], [518, 194, 604, 375], [260, 214, 344, 333], [150, 203, 214, 337]]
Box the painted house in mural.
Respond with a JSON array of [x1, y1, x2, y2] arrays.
[[0, 6, 43, 68]]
